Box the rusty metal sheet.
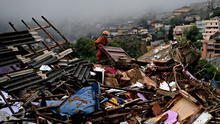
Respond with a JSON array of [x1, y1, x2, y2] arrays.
[[137, 45, 171, 63], [102, 46, 132, 63]]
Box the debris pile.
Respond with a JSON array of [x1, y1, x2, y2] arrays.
[[0, 18, 220, 124]]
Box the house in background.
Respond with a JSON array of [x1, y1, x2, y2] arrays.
[[202, 31, 220, 58], [196, 20, 205, 33], [173, 25, 193, 40], [202, 19, 220, 40], [174, 6, 192, 16]]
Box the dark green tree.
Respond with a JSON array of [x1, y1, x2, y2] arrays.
[[197, 59, 220, 81], [169, 17, 184, 25], [168, 26, 174, 40], [193, 41, 203, 50], [183, 26, 203, 49], [108, 38, 146, 58], [156, 29, 166, 40], [184, 26, 202, 42], [210, 8, 220, 18], [74, 37, 96, 62]]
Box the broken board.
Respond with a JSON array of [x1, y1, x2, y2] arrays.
[[101, 46, 132, 64]]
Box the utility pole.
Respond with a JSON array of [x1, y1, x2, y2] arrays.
[[207, 0, 213, 18]]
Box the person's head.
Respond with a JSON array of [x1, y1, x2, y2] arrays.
[[102, 31, 110, 36]]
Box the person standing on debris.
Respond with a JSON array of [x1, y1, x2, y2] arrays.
[[95, 31, 110, 62]]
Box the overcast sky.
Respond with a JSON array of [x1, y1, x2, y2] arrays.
[[0, 0, 207, 38], [0, 0, 207, 21]]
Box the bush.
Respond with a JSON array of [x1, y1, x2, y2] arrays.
[[74, 37, 96, 62], [108, 38, 146, 58], [210, 8, 220, 18], [193, 41, 203, 50], [192, 59, 220, 81], [184, 26, 202, 42]]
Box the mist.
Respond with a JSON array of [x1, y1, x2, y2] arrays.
[[0, 0, 207, 40]]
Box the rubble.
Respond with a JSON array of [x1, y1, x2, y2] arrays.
[[0, 18, 220, 124], [101, 46, 133, 68]]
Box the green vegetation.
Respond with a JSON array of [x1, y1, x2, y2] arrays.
[[189, 59, 220, 81], [184, 26, 203, 42], [198, 59, 220, 81], [154, 29, 166, 40], [168, 17, 184, 25], [210, 7, 220, 18], [183, 26, 203, 49], [108, 38, 146, 58], [193, 41, 203, 50], [67, 37, 146, 62], [68, 37, 96, 62], [174, 26, 220, 81], [168, 26, 174, 40]]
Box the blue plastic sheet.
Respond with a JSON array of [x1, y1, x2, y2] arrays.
[[46, 82, 100, 115], [211, 80, 218, 87]]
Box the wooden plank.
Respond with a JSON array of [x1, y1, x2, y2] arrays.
[[102, 46, 132, 63]]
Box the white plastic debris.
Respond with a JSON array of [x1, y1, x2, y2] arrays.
[[106, 89, 125, 93], [169, 81, 177, 92], [93, 67, 105, 72], [61, 95, 69, 100], [154, 54, 161, 59], [93, 67, 105, 83], [159, 81, 177, 92], [90, 72, 96, 76], [40, 65, 52, 71], [154, 49, 159, 53], [130, 82, 144, 88], [159, 81, 170, 91], [192, 112, 212, 124], [120, 122, 129, 124]]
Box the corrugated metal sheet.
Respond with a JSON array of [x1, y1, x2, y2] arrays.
[[0, 69, 44, 92], [46, 69, 63, 83], [61, 58, 92, 84], [0, 30, 43, 69], [102, 46, 132, 63], [27, 49, 73, 69], [27, 55, 57, 69], [0, 45, 20, 67], [0, 47, 87, 93], [0, 29, 94, 96], [137, 45, 171, 63], [0, 30, 42, 46]]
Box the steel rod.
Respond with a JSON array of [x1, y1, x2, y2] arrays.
[[41, 16, 69, 43], [8, 22, 18, 32], [8, 21, 36, 53], [21, 19, 50, 50], [32, 18, 64, 50]]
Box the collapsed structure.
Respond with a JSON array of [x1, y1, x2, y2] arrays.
[[0, 17, 220, 124]]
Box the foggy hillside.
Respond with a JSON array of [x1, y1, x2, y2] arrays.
[[0, 0, 207, 40]]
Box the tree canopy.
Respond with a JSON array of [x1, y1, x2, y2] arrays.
[[74, 37, 96, 62], [108, 38, 146, 58], [168, 17, 185, 25], [183, 25, 203, 49], [70, 37, 146, 62], [184, 25, 202, 42], [189, 59, 220, 81], [168, 26, 174, 40], [210, 8, 220, 18]]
